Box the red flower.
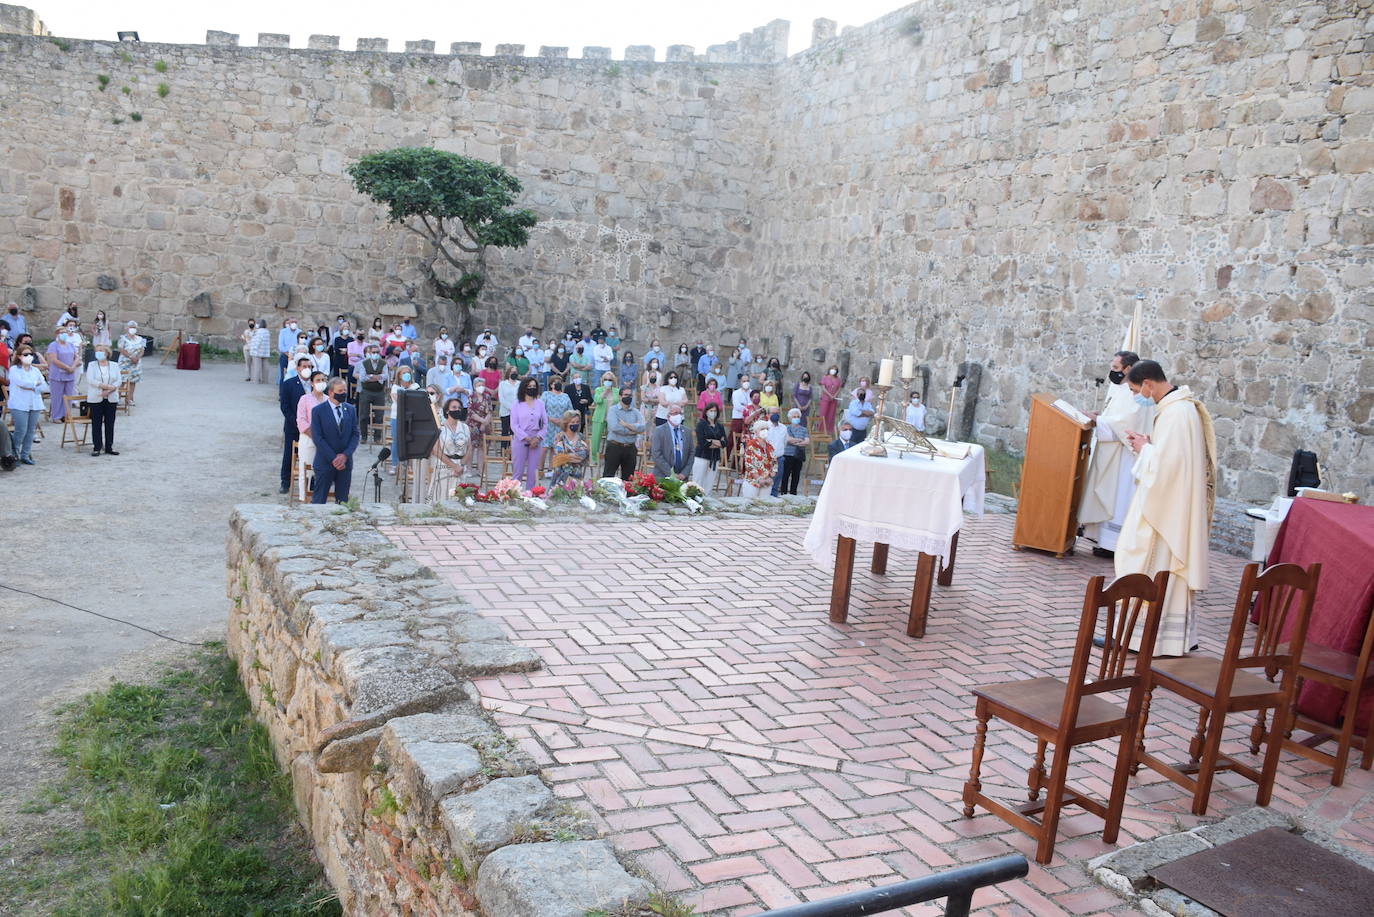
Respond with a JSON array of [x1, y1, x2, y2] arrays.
[[650, 486, 665, 501], [531, 486, 546, 497]]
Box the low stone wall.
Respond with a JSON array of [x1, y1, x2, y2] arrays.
[[225, 502, 652, 916]]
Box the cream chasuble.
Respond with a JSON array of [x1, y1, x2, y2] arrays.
[[1115, 386, 1217, 656], [1079, 382, 1154, 550]]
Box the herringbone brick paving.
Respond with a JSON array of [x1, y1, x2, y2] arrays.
[[385, 514, 1374, 916]]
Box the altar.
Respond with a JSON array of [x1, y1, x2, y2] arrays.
[[802, 442, 986, 637]]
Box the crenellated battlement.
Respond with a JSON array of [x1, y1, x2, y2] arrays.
[[196, 17, 796, 64]]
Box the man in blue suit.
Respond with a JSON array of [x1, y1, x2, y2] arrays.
[[278, 355, 313, 494], [310, 377, 360, 504]]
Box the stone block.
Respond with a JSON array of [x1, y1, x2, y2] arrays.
[[1089, 831, 1210, 890], [441, 776, 556, 869], [1333, 141, 1374, 173], [257, 33, 289, 48], [1250, 177, 1293, 211], [188, 291, 212, 318], [454, 642, 542, 675], [539, 46, 568, 59], [812, 18, 837, 45], [1192, 806, 1292, 847], [96, 274, 117, 291], [451, 42, 481, 55], [476, 841, 651, 917], [625, 45, 655, 62], [666, 45, 694, 62], [356, 37, 388, 52], [316, 725, 383, 773], [333, 644, 461, 715], [405, 40, 435, 54], [581, 47, 611, 60], [206, 30, 239, 46], [380, 724, 482, 808], [307, 35, 338, 50], [494, 44, 525, 56]]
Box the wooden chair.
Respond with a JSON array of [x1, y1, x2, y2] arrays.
[[1135, 562, 1321, 816], [482, 434, 512, 486], [59, 395, 90, 450], [962, 571, 1170, 864], [368, 405, 390, 449], [118, 381, 132, 414], [1269, 605, 1374, 787]]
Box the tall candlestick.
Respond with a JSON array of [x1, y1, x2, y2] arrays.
[[901, 355, 914, 380], [877, 358, 894, 387]]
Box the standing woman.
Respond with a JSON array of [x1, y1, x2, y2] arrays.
[[85, 343, 121, 456], [250, 319, 272, 384], [726, 348, 748, 404], [117, 322, 145, 406], [740, 420, 778, 499], [657, 371, 686, 427], [617, 351, 638, 389], [433, 327, 455, 367], [8, 345, 47, 465], [509, 377, 547, 490], [765, 358, 784, 395], [792, 371, 814, 424], [309, 336, 332, 376], [295, 370, 329, 498], [589, 371, 617, 466], [497, 366, 521, 437], [692, 402, 727, 494], [467, 380, 493, 479], [92, 310, 112, 350], [818, 364, 844, 434], [368, 317, 384, 341], [640, 371, 661, 425], [428, 397, 471, 500], [240, 319, 257, 381], [549, 342, 570, 380], [478, 356, 502, 393], [696, 376, 724, 416], [45, 325, 80, 421], [540, 375, 572, 454], [389, 364, 421, 473], [673, 343, 693, 378]]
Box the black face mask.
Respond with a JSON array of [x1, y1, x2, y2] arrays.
[[620, 396, 632, 406], [1108, 369, 1125, 385], [447, 410, 463, 419], [331, 391, 347, 404]]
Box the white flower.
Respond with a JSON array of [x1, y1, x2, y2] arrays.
[[465, 497, 475, 507], [579, 495, 597, 510]]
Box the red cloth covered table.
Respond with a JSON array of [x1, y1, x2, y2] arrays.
[[175, 341, 201, 370], [1268, 499, 1374, 729]]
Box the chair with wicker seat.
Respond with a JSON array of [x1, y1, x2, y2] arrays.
[[1135, 562, 1321, 816], [962, 570, 1170, 864]]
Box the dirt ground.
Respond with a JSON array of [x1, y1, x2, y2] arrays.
[[0, 358, 301, 875]]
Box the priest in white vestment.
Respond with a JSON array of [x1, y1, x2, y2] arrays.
[[1080, 351, 1153, 556], [1115, 360, 1217, 657]]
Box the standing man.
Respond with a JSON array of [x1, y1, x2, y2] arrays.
[[345, 328, 367, 388], [278, 355, 313, 493], [276, 317, 298, 383], [603, 386, 645, 479], [1116, 360, 1216, 656], [400, 317, 418, 341], [737, 338, 752, 366], [844, 390, 876, 441], [696, 345, 719, 393], [592, 335, 615, 379], [605, 325, 621, 358], [729, 376, 752, 456], [311, 378, 360, 503], [475, 327, 499, 352], [356, 342, 389, 444], [518, 327, 537, 350], [5, 303, 25, 337], [1080, 350, 1152, 558], [650, 405, 693, 478], [643, 339, 666, 368]]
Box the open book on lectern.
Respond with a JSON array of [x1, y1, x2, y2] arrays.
[[1051, 399, 1090, 425]]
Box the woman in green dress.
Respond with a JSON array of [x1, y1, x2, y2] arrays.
[[588, 370, 618, 469]]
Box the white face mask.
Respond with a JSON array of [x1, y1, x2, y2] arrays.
[[668, 414, 683, 426], [765, 386, 773, 392], [829, 369, 838, 375], [441, 333, 448, 339], [602, 380, 612, 387], [95, 350, 108, 361], [840, 430, 852, 441], [21, 355, 34, 365], [313, 381, 327, 392], [299, 369, 311, 378]]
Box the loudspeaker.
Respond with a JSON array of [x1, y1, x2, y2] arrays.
[[396, 390, 439, 461]]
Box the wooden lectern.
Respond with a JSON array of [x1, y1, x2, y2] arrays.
[[1011, 393, 1094, 557]]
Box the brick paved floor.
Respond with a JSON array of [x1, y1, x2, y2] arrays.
[[386, 514, 1374, 916]]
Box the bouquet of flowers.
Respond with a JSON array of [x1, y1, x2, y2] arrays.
[[624, 470, 666, 503], [548, 478, 597, 502], [456, 479, 546, 510]]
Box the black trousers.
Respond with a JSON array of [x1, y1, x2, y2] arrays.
[[501, 415, 512, 436], [312, 459, 352, 503], [281, 420, 299, 487], [602, 440, 637, 479], [781, 453, 804, 495], [89, 400, 117, 452]]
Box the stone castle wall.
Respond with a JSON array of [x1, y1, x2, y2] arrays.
[[1, 0, 1370, 500], [0, 30, 772, 348], [750, 0, 1373, 503]]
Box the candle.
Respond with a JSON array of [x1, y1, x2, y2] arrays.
[[877, 358, 894, 387], [901, 354, 914, 380]]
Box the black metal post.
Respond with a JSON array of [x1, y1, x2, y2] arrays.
[[751, 855, 1027, 917]]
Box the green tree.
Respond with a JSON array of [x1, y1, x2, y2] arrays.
[[347, 147, 537, 336]]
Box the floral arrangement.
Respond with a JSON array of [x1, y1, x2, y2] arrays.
[[547, 478, 597, 502], [456, 479, 547, 509], [624, 470, 667, 502]]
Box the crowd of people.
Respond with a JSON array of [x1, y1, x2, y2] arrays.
[[262, 315, 934, 503], [1, 302, 146, 467]]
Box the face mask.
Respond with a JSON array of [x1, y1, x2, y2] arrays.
[[765, 386, 773, 392], [400, 374, 412, 384], [668, 414, 683, 426], [576, 347, 584, 354], [620, 395, 632, 406], [21, 355, 33, 365], [288, 323, 297, 330], [313, 381, 327, 392], [911, 396, 920, 404], [569, 423, 580, 432], [441, 333, 448, 339], [770, 413, 780, 423], [314, 344, 325, 352], [367, 352, 379, 360], [706, 410, 718, 421], [95, 350, 108, 361], [1108, 369, 1125, 385], [58, 334, 69, 343], [332, 391, 347, 403], [840, 430, 852, 441], [667, 378, 677, 386], [1134, 393, 1153, 407], [355, 334, 364, 341], [447, 410, 462, 419], [299, 369, 311, 379], [603, 380, 612, 388], [707, 349, 714, 355], [829, 369, 838, 375], [741, 381, 750, 390]]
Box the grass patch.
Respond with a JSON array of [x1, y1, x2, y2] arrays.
[[985, 444, 1022, 497], [0, 646, 339, 917]]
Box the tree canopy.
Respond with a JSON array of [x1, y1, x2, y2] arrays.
[[347, 148, 537, 322]]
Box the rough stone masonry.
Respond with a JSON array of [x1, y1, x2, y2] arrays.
[[0, 0, 1370, 501]]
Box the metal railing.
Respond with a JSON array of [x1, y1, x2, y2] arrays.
[[753, 854, 1028, 917]]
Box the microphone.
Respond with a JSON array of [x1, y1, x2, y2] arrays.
[[368, 447, 391, 473]]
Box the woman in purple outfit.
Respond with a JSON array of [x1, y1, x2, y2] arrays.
[[509, 377, 548, 490], [45, 327, 80, 421]]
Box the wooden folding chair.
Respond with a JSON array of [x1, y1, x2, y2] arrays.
[[482, 434, 512, 486], [1270, 595, 1374, 786], [962, 571, 1170, 864], [118, 381, 132, 415], [1135, 562, 1321, 816], [59, 395, 91, 450], [368, 405, 390, 450]]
